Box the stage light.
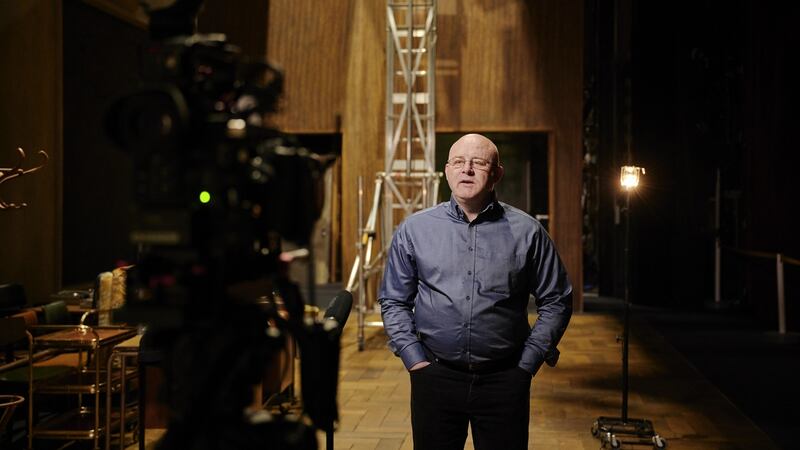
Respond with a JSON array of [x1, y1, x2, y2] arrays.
[[593, 165, 666, 449], [620, 165, 644, 190]]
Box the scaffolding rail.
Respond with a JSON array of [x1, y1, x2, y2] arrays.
[[347, 0, 440, 351]]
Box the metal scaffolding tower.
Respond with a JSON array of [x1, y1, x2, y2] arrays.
[[347, 0, 441, 350]]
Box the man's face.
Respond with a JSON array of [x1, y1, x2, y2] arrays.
[[444, 136, 503, 204]]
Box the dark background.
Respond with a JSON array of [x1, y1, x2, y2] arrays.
[[584, 3, 800, 446], [62, 1, 142, 286], [585, 0, 800, 330]]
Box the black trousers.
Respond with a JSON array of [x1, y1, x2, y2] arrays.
[[409, 360, 532, 450]]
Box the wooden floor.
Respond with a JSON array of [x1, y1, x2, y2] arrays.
[[135, 311, 778, 449], [328, 312, 778, 450]]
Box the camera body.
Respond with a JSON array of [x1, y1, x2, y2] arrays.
[[107, 31, 329, 310], [105, 2, 340, 448]]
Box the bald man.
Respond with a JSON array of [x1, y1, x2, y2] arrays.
[[379, 134, 573, 450]]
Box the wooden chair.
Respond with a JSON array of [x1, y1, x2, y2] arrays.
[[0, 394, 24, 443], [0, 316, 77, 383], [0, 316, 76, 449], [41, 300, 69, 325]]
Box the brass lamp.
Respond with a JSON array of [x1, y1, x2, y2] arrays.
[[593, 165, 666, 449]]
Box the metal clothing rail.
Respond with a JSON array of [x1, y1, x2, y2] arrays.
[[721, 246, 799, 334]]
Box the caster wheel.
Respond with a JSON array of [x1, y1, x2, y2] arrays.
[[652, 435, 666, 449], [604, 432, 620, 449]]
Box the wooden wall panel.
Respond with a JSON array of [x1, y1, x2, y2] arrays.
[[264, 0, 584, 309], [198, 0, 383, 286], [198, 0, 269, 59], [537, 1, 585, 310], [435, 1, 582, 129], [266, 0, 354, 133], [437, 0, 550, 131], [435, 0, 584, 308], [104, 0, 583, 307], [339, 0, 385, 285], [0, 1, 63, 303], [0, 0, 583, 308]]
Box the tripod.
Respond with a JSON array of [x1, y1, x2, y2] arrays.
[[592, 186, 666, 449]]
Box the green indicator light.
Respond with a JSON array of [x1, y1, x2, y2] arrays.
[[199, 191, 211, 204]]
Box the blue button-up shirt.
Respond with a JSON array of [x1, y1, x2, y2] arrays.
[[378, 196, 572, 374]]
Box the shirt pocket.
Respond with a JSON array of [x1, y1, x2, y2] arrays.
[[478, 251, 528, 296]]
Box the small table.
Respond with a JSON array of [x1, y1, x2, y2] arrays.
[[30, 326, 136, 450], [105, 334, 141, 450]]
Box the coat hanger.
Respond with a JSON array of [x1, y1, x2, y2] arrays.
[[0, 147, 49, 210]]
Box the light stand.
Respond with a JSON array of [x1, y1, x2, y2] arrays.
[[592, 166, 666, 449]]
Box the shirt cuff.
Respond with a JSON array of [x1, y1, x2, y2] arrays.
[[398, 341, 428, 370], [518, 346, 546, 376]]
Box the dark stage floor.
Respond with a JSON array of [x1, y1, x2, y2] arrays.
[[584, 294, 800, 449]]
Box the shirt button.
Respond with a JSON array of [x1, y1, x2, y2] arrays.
[[466, 296, 470, 300], [468, 247, 473, 251], [467, 271, 472, 275]]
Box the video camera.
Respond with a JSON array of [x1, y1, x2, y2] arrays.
[[104, 1, 345, 448]]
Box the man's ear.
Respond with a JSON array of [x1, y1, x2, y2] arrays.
[[491, 164, 504, 185], [444, 167, 453, 185]]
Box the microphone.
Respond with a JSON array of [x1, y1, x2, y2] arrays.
[[300, 290, 352, 433], [323, 290, 353, 337]]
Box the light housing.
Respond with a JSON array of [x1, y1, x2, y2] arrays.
[[620, 166, 645, 190]]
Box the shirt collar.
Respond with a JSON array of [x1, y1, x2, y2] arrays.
[[447, 192, 503, 223]]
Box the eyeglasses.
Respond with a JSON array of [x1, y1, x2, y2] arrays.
[[446, 157, 495, 171]]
